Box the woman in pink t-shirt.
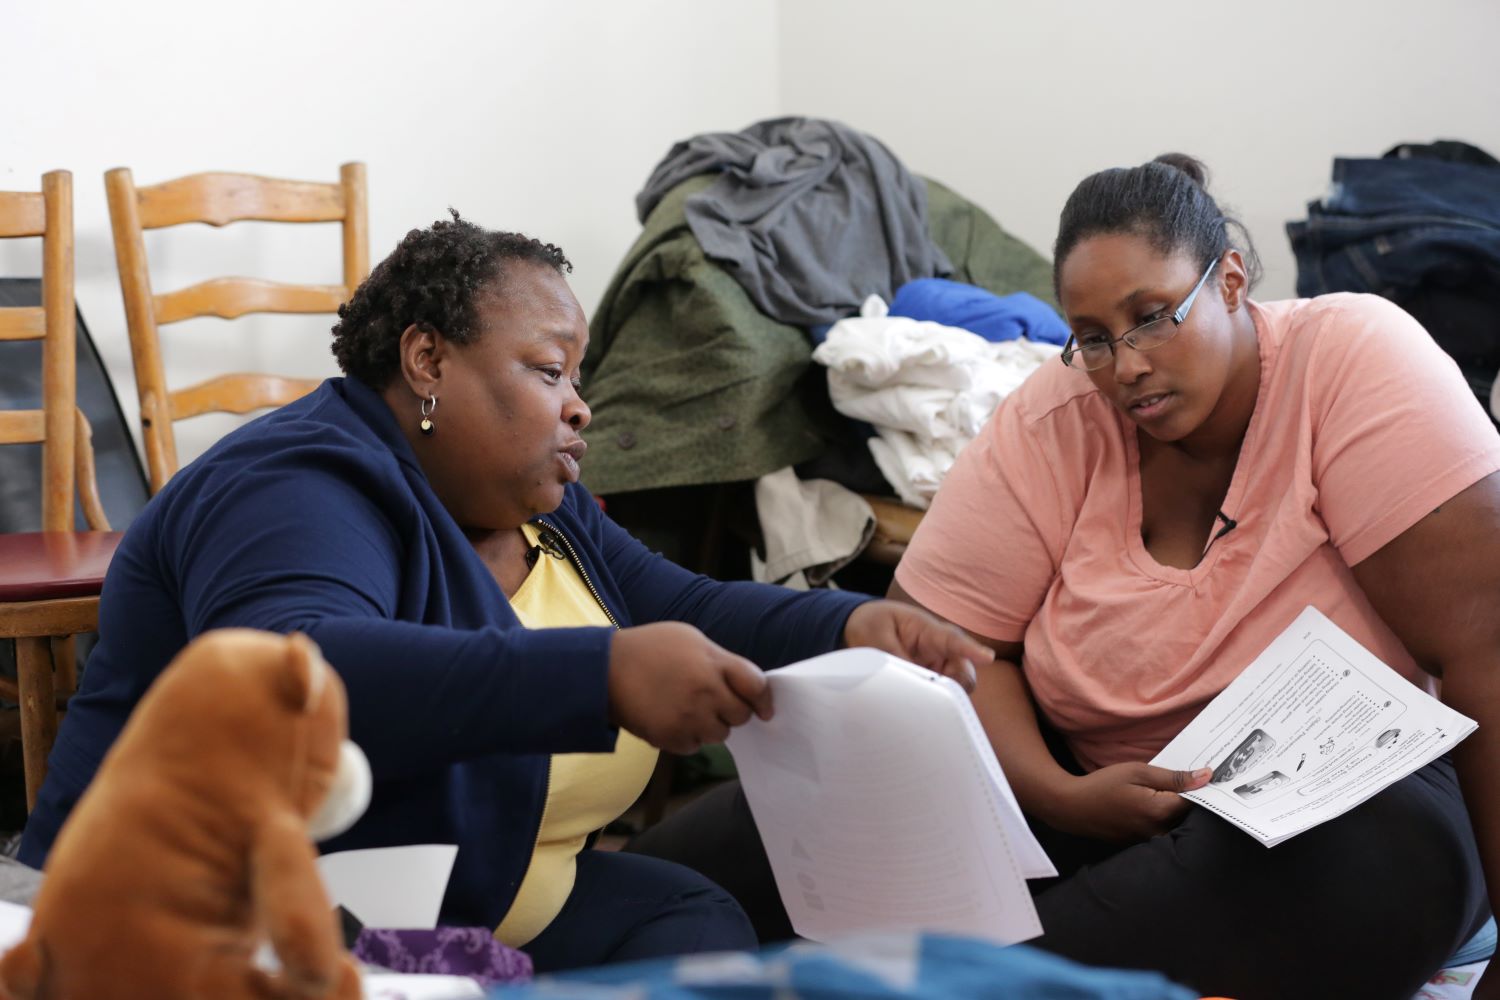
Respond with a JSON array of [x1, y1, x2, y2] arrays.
[[894, 154, 1500, 999]]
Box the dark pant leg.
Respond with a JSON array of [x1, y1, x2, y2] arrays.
[[520, 849, 757, 974], [624, 780, 795, 944], [1031, 756, 1489, 1000]]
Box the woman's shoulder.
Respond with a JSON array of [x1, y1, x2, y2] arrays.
[[161, 380, 411, 513], [1256, 293, 1459, 408], [1257, 293, 1429, 355], [938, 353, 1115, 518], [995, 350, 1115, 442]]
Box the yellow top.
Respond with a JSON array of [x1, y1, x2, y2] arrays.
[[494, 522, 659, 947]]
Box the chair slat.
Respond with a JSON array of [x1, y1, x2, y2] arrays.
[[169, 373, 321, 420], [153, 278, 348, 325], [136, 173, 346, 229], [0, 596, 101, 642], [0, 307, 46, 341], [0, 191, 45, 238], [0, 410, 45, 445], [108, 163, 366, 494]]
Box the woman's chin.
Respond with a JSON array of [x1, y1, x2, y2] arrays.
[[530, 484, 568, 515], [1134, 414, 1194, 444]]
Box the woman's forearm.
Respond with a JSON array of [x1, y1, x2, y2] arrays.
[[971, 657, 1075, 826]]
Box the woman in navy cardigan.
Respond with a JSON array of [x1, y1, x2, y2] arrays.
[[21, 213, 992, 972]]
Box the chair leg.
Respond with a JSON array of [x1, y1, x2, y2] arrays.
[[50, 635, 77, 701], [16, 637, 58, 813]]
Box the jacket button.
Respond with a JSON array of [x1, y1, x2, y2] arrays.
[[716, 414, 736, 431], [616, 431, 637, 450]]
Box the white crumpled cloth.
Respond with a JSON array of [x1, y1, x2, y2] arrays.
[[750, 467, 874, 588], [812, 295, 1060, 508]]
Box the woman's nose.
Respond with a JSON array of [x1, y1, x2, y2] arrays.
[[1112, 342, 1153, 383], [565, 394, 591, 430]]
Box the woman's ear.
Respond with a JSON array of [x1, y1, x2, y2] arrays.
[[396, 323, 445, 397], [1218, 249, 1250, 313]]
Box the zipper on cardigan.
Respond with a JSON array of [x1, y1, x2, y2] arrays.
[[529, 517, 621, 630], [509, 517, 613, 943]]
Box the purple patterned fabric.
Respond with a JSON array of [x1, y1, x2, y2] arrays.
[[353, 927, 533, 986]]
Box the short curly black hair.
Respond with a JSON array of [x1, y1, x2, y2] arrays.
[[331, 210, 572, 386]]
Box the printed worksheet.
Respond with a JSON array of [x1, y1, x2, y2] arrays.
[[1152, 606, 1476, 846], [725, 648, 1053, 945]]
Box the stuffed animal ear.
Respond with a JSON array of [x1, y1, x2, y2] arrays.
[[278, 632, 328, 715], [0, 937, 43, 999]]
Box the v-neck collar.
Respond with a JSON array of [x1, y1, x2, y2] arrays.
[[1122, 302, 1274, 587]]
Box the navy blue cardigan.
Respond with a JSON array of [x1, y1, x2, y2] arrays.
[[20, 377, 868, 926]]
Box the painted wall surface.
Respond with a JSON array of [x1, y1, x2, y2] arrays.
[[2, 0, 780, 466], [7, 0, 1499, 473], [778, 0, 1500, 301]]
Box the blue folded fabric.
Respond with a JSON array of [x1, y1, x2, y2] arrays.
[[888, 279, 1070, 346], [492, 934, 1195, 999], [1449, 915, 1497, 966]]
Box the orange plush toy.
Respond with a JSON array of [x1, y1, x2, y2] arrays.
[[0, 629, 372, 999]]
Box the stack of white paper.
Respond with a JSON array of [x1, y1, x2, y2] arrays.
[[317, 844, 458, 930], [1152, 606, 1476, 847], [362, 973, 484, 999], [726, 648, 1053, 945], [317, 845, 484, 997]]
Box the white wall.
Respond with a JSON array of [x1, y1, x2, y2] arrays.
[[1, 0, 780, 467], [8, 0, 1500, 474], [778, 0, 1500, 301]]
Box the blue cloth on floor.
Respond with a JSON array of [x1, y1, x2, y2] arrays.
[[491, 933, 1195, 999], [1450, 915, 1497, 966], [888, 278, 1070, 345]]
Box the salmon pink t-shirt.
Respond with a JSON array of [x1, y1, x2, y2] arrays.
[[896, 294, 1500, 770]]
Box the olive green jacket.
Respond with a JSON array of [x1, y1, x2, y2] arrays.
[[580, 175, 1055, 496]]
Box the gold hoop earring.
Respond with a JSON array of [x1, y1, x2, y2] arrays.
[[419, 394, 437, 436]]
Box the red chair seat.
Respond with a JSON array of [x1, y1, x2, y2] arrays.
[[0, 531, 124, 602]]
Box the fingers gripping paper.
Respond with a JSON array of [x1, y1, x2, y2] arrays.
[[726, 648, 1053, 945]]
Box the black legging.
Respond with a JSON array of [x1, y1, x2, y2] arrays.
[[521, 849, 756, 973], [625, 755, 1489, 999]]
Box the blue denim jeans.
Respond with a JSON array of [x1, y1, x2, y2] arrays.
[[1287, 156, 1500, 297]]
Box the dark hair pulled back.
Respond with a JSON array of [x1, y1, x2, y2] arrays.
[[1052, 153, 1261, 295], [331, 210, 572, 387]]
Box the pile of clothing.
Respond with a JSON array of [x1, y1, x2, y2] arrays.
[[814, 289, 1063, 509], [584, 117, 1062, 584], [1288, 140, 1500, 421], [636, 117, 953, 329], [585, 117, 1057, 503]]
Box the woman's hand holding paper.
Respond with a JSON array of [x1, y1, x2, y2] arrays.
[[1046, 762, 1212, 842], [842, 600, 994, 693]]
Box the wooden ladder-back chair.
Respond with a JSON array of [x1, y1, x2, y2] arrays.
[[105, 162, 369, 493], [0, 170, 120, 811]]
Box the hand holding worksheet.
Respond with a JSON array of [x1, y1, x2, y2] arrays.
[[1152, 606, 1475, 847], [725, 648, 1053, 945]]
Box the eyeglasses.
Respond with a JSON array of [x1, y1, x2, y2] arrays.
[[1060, 257, 1220, 371]]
